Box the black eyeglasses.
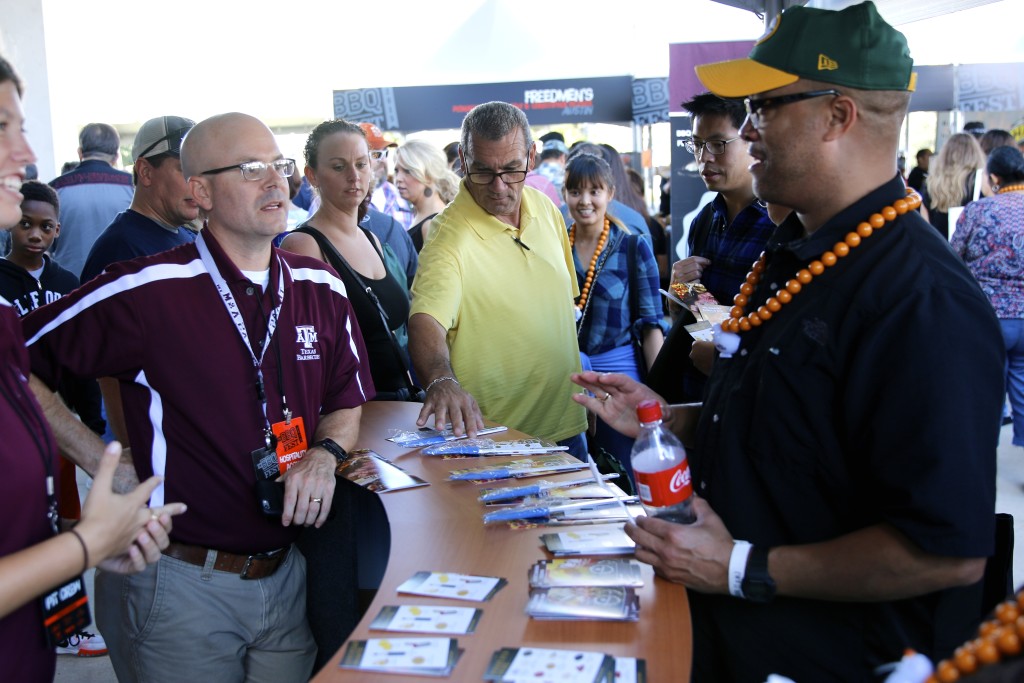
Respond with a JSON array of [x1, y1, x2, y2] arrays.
[[682, 136, 741, 157], [465, 161, 529, 186], [743, 89, 841, 130], [200, 158, 296, 181]]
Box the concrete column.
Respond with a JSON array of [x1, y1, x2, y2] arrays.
[[0, 0, 57, 180]]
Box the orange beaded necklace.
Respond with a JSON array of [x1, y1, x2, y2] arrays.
[[720, 188, 923, 334], [997, 183, 1024, 195], [569, 218, 611, 312], [927, 590, 1024, 682]]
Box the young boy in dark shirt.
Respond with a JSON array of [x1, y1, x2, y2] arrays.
[[0, 181, 108, 657], [0, 181, 79, 314]]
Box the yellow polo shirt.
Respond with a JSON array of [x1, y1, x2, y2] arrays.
[[411, 184, 587, 442]]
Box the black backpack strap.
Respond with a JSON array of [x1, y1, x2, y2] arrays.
[[626, 234, 648, 380], [627, 233, 640, 324], [687, 201, 717, 258]]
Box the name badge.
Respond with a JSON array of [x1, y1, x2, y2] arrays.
[[40, 575, 90, 648], [272, 416, 307, 473]]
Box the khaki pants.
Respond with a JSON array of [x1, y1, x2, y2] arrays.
[[96, 546, 316, 683]]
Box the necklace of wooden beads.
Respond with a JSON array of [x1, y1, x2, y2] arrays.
[[569, 218, 611, 312], [720, 188, 923, 334], [997, 183, 1024, 195], [927, 590, 1024, 682]]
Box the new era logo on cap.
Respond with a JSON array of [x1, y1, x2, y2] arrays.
[[818, 55, 839, 71]]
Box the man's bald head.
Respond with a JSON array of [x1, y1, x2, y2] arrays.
[[179, 113, 289, 246], [180, 113, 274, 180]]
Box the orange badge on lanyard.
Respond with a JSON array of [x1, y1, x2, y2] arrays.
[[271, 416, 308, 473]]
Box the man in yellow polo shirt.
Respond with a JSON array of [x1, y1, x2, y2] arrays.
[[409, 101, 587, 454]]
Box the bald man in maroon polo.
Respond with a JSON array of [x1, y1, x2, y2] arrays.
[[22, 113, 373, 681]]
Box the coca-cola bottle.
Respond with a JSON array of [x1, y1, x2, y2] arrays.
[[630, 400, 696, 524]]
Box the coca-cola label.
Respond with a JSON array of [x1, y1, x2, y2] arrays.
[[635, 462, 692, 507]]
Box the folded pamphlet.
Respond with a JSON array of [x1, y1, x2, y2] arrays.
[[484, 647, 615, 682], [335, 449, 428, 493], [338, 637, 461, 677]]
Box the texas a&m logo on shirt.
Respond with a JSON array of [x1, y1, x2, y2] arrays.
[[295, 325, 320, 361]]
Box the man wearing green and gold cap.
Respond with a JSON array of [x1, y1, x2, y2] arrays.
[[572, 3, 1004, 679]]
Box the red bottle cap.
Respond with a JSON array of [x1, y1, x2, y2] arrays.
[[636, 400, 662, 423]]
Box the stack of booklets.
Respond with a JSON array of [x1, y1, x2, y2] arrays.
[[525, 585, 639, 622], [529, 558, 644, 589], [540, 523, 636, 556], [525, 558, 643, 622], [339, 637, 462, 677]]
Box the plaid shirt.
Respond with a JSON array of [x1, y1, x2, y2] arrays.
[[689, 195, 775, 304], [575, 222, 665, 355]]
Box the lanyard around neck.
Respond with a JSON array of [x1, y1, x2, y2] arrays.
[[195, 233, 287, 440], [1, 367, 59, 534]]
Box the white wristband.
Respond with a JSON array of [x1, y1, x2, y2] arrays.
[[728, 540, 753, 598]]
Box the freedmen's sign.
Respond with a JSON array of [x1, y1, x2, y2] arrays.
[[334, 76, 634, 131]]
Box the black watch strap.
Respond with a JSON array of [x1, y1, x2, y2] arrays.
[[741, 546, 777, 603], [313, 438, 348, 465]]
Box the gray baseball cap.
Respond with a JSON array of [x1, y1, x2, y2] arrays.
[[132, 115, 195, 162]]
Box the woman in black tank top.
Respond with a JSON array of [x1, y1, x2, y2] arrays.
[[280, 120, 416, 399]]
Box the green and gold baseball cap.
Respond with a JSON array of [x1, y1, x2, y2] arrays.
[[696, 1, 916, 98]]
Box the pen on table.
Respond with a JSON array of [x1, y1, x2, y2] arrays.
[[478, 474, 620, 502], [483, 497, 635, 524], [450, 468, 513, 480], [428, 444, 567, 456], [450, 465, 584, 481]]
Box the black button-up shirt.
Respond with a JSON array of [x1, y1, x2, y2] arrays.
[[692, 175, 1005, 680]]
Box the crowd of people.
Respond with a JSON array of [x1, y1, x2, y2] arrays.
[[2, 1, 1024, 681]]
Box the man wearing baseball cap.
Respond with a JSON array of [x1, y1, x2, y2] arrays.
[[80, 115, 198, 283], [574, 3, 1004, 679]]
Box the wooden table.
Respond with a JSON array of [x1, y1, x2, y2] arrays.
[[311, 402, 691, 681]]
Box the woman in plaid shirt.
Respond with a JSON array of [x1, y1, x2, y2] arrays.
[[566, 153, 665, 475]]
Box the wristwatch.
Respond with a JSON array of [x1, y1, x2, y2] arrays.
[[740, 546, 777, 603], [312, 438, 348, 465]]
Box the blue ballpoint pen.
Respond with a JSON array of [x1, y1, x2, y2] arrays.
[[478, 474, 620, 503], [449, 468, 513, 481], [482, 498, 635, 523]]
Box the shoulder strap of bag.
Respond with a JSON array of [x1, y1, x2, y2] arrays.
[[687, 201, 716, 258], [626, 233, 648, 380], [294, 225, 419, 394], [627, 233, 640, 325]]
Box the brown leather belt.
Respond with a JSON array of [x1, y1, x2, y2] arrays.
[[162, 542, 289, 580]]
